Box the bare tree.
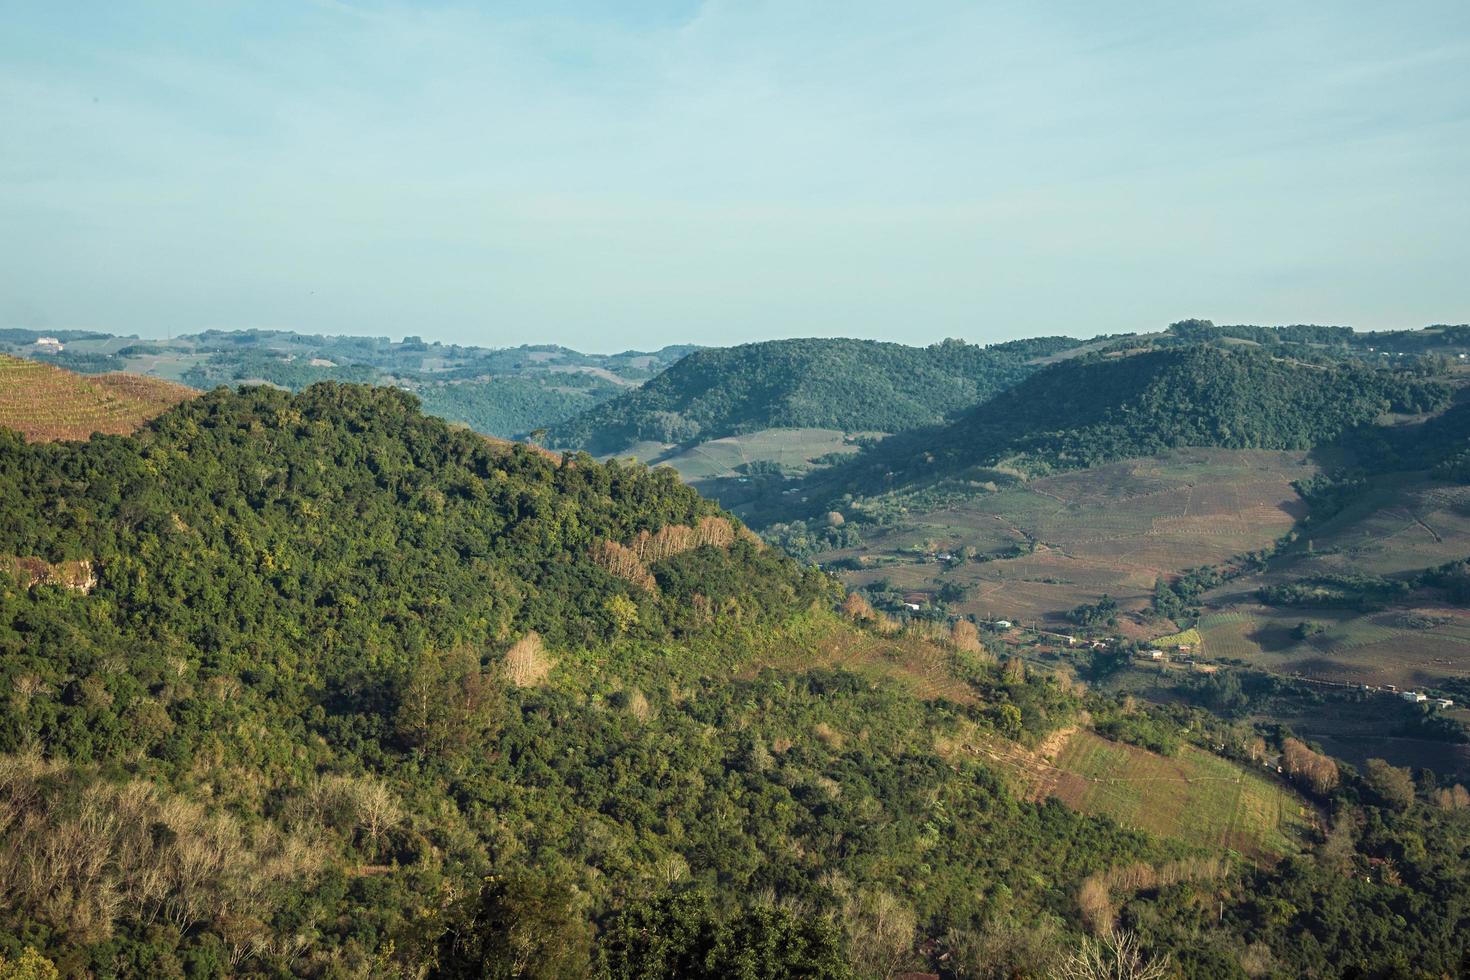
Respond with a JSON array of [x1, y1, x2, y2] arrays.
[[844, 888, 917, 979], [1282, 738, 1339, 795], [1051, 930, 1170, 980]]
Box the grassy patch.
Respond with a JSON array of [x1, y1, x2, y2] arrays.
[[1045, 732, 1315, 860]]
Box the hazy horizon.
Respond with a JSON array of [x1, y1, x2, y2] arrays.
[[3, 1, 1467, 350]]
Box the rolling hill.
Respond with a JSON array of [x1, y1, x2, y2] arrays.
[[794, 343, 1447, 507], [0, 354, 196, 441], [546, 335, 1082, 454], [0, 329, 697, 439]]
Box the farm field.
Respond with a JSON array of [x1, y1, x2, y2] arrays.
[[1192, 603, 1470, 689], [953, 728, 1315, 860], [1285, 477, 1470, 578], [1036, 732, 1314, 860], [0, 355, 196, 442], [648, 427, 868, 481], [822, 449, 1315, 626]]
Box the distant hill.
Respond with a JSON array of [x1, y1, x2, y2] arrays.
[[0, 354, 195, 441], [787, 344, 1449, 510], [546, 336, 1082, 454], [0, 329, 697, 439]]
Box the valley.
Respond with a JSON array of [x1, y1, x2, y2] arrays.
[[4, 322, 1470, 977]]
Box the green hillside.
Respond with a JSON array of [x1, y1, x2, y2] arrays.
[[546, 336, 1081, 454], [2, 381, 1468, 978], [802, 344, 1447, 503]]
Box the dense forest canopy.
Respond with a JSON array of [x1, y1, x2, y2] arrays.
[[546, 336, 1081, 454]]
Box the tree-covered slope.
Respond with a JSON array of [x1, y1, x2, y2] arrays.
[[797, 344, 1449, 506], [547, 336, 1081, 453], [2, 381, 1468, 978], [0, 383, 816, 671], [0, 382, 1158, 977]]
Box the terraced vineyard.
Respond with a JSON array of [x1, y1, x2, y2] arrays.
[[0, 355, 195, 441], [626, 427, 869, 481], [988, 730, 1316, 860], [1042, 732, 1315, 860], [746, 618, 979, 705], [942, 726, 1316, 860]]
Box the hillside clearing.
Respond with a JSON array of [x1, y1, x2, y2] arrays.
[[960, 729, 1316, 861], [0, 355, 196, 441]]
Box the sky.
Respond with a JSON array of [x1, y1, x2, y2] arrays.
[[2, 1, 1468, 352]]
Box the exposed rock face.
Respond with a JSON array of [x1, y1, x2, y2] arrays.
[[5, 557, 97, 593]]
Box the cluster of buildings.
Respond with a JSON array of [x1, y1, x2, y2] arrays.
[[1399, 690, 1455, 709], [1374, 685, 1455, 709]]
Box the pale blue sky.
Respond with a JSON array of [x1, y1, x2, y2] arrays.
[[2, 1, 1467, 350]]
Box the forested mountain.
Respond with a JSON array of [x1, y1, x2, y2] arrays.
[[546, 336, 1081, 454], [1, 381, 1469, 977], [787, 344, 1449, 511]]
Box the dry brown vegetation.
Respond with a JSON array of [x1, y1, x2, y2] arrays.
[[1053, 929, 1172, 980], [503, 631, 554, 688], [1077, 858, 1228, 936], [0, 355, 195, 442], [589, 516, 746, 590], [0, 753, 329, 964], [950, 618, 983, 652], [839, 592, 876, 623], [3, 556, 97, 592], [1282, 737, 1340, 796], [1433, 784, 1470, 809]]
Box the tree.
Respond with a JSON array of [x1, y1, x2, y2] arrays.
[[1281, 738, 1339, 796], [1363, 758, 1416, 810], [843, 889, 916, 980], [502, 632, 553, 689], [950, 618, 983, 653], [599, 890, 852, 980], [1053, 930, 1170, 980], [437, 870, 593, 980], [395, 646, 500, 756], [0, 947, 60, 980]]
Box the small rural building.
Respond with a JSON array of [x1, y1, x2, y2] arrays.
[[1434, 698, 1454, 709], [992, 620, 1013, 630], [32, 336, 63, 353], [1401, 691, 1428, 703], [1144, 649, 1165, 661], [902, 602, 921, 612]]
